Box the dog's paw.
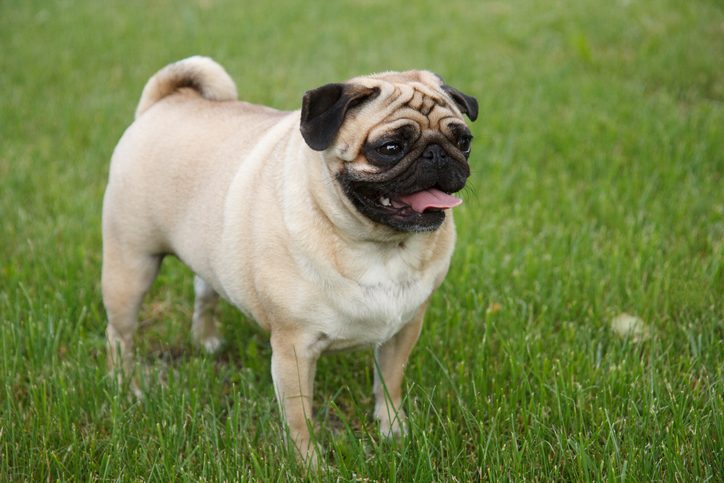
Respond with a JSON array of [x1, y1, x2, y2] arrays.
[[198, 335, 223, 354], [377, 407, 408, 438], [191, 317, 224, 353], [130, 381, 144, 400], [290, 435, 324, 471]]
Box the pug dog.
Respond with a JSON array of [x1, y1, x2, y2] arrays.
[[102, 56, 477, 463]]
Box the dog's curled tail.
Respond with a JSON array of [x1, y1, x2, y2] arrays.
[[135, 56, 238, 118]]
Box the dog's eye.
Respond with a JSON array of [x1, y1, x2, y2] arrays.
[[376, 142, 404, 157], [457, 135, 472, 154]]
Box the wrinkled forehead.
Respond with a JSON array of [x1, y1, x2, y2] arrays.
[[346, 70, 465, 129]]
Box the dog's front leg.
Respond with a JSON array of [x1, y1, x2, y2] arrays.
[[373, 303, 426, 437], [270, 330, 323, 465]]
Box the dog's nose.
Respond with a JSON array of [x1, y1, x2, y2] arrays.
[[422, 144, 447, 166], [419, 144, 468, 194]]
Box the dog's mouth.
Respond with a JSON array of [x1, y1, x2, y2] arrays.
[[377, 188, 462, 213], [345, 183, 463, 232]]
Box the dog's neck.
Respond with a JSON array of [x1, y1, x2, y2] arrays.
[[304, 147, 415, 244]]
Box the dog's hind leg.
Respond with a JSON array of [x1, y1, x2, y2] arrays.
[[192, 275, 222, 353], [102, 242, 162, 396]]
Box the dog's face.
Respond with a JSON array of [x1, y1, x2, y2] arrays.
[[300, 71, 478, 232]]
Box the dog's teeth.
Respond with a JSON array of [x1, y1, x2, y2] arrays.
[[380, 196, 391, 207]]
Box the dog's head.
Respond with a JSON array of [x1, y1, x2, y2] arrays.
[[300, 71, 478, 233]]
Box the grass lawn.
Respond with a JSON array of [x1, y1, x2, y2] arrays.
[[1, 0, 722, 480]]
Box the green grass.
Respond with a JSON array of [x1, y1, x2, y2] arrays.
[[1, 0, 722, 480]]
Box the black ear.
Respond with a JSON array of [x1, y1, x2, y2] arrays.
[[300, 83, 380, 151], [442, 85, 478, 121]]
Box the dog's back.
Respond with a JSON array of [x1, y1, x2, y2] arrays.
[[103, 58, 295, 287]]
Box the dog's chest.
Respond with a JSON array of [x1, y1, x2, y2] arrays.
[[320, 244, 435, 349]]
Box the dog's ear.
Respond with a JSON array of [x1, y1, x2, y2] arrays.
[[441, 85, 478, 122], [301, 83, 380, 151]]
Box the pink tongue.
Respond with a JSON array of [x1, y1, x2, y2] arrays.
[[398, 188, 463, 213]]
